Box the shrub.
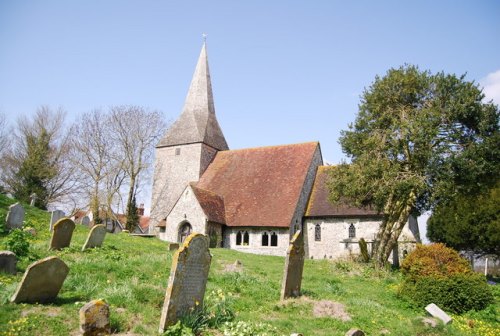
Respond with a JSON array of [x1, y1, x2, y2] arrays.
[[399, 243, 494, 313], [400, 243, 472, 281], [3, 229, 31, 258], [400, 273, 494, 314]]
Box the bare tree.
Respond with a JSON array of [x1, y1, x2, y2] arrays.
[[108, 105, 166, 230], [0, 113, 8, 156]]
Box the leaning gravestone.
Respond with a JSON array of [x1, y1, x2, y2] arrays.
[[10, 256, 69, 303], [49, 210, 65, 231], [79, 299, 111, 335], [49, 218, 76, 250], [281, 230, 305, 300], [82, 224, 107, 251], [0, 251, 17, 274], [5, 203, 25, 230], [159, 233, 212, 333], [425, 303, 452, 324]]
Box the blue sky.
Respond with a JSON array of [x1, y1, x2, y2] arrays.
[[1, 1, 499, 237]]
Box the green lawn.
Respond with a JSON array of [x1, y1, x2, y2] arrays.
[[0, 194, 498, 335]]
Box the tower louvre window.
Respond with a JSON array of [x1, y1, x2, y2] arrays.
[[270, 232, 278, 246], [348, 223, 356, 238], [315, 224, 321, 241], [262, 232, 269, 246]]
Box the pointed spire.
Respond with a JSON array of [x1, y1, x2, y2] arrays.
[[157, 42, 228, 150]]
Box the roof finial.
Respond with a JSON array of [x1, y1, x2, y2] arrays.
[[202, 33, 208, 43]]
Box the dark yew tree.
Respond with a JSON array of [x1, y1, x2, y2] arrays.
[[328, 65, 499, 264]]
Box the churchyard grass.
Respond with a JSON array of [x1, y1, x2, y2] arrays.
[[0, 194, 499, 335]]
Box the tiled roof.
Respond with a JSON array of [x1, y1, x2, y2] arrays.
[[197, 142, 320, 228], [191, 184, 226, 224], [305, 166, 381, 217], [139, 216, 150, 231]]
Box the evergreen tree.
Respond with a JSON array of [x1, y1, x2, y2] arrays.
[[126, 194, 140, 232]]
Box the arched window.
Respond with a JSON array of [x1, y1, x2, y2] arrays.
[[348, 223, 356, 238], [315, 224, 321, 241], [262, 232, 269, 246], [270, 232, 278, 246], [236, 231, 242, 246], [243, 231, 249, 245], [178, 222, 192, 243]]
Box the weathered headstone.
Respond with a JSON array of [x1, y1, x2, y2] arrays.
[[49, 210, 65, 231], [168, 243, 179, 251], [280, 230, 305, 300], [5, 203, 25, 230], [29, 193, 37, 206], [79, 299, 111, 335], [425, 303, 452, 324], [49, 218, 76, 250], [82, 224, 107, 251], [81, 216, 90, 226], [10, 256, 69, 303], [345, 329, 365, 336], [0, 251, 17, 274], [159, 233, 212, 333]]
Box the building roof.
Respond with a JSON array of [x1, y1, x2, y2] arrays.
[[191, 184, 226, 224], [156, 43, 228, 150], [196, 142, 320, 228], [305, 166, 382, 218]]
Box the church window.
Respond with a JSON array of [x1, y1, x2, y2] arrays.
[[262, 232, 269, 246], [236, 231, 242, 246], [175, 148, 181, 155], [270, 232, 278, 246], [179, 222, 192, 243], [315, 224, 321, 241], [348, 223, 356, 238], [243, 231, 250, 245]]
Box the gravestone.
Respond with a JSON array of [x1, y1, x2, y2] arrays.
[[10, 256, 69, 303], [82, 224, 107, 251], [49, 218, 76, 250], [79, 299, 111, 335], [425, 303, 452, 324], [5, 203, 25, 230], [159, 233, 211, 333], [29, 193, 37, 206], [81, 216, 90, 226], [346, 329, 365, 336], [0, 251, 17, 274], [280, 230, 305, 300], [49, 210, 65, 231], [168, 243, 179, 251]]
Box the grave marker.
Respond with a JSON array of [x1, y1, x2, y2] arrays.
[[10, 256, 69, 303], [281, 230, 305, 300], [81, 216, 90, 226], [82, 224, 107, 251], [425, 303, 452, 324], [159, 233, 211, 333], [0, 251, 17, 274], [49, 210, 65, 231], [5, 203, 25, 230], [49, 218, 76, 250], [79, 299, 111, 335]]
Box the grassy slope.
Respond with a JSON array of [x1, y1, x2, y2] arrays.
[[0, 194, 498, 335]]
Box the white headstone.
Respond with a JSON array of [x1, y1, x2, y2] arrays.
[[425, 303, 452, 325], [50, 210, 65, 231], [6, 203, 25, 230]]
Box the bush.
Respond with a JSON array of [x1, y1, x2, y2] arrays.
[[3, 229, 31, 258], [401, 243, 472, 281], [399, 243, 494, 313], [400, 273, 494, 313]]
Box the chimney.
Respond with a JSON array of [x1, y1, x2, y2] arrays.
[[137, 203, 145, 216]]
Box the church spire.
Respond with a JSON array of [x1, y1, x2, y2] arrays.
[[157, 42, 228, 150]]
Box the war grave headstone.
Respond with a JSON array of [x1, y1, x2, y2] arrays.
[[82, 224, 107, 251], [5, 202, 25, 230], [79, 299, 111, 335], [10, 256, 69, 303], [159, 233, 212, 333], [49, 218, 76, 250], [0, 251, 17, 274], [49, 209, 65, 231], [81, 215, 90, 226], [281, 230, 305, 300], [425, 303, 452, 324]]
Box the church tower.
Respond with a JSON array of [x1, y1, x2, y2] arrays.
[[150, 43, 228, 233]]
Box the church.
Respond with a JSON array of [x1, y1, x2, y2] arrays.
[[149, 43, 420, 260]]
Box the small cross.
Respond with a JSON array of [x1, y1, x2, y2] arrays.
[[202, 33, 208, 43]]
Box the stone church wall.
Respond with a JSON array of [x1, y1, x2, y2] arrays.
[[150, 143, 218, 234], [223, 227, 290, 256]]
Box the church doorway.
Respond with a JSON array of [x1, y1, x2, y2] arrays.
[[178, 222, 192, 243]]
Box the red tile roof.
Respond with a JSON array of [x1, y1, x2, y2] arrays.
[[139, 216, 150, 231], [197, 142, 320, 228], [305, 166, 382, 218], [191, 184, 226, 224]]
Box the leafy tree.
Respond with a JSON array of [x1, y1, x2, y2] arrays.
[[427, 184, 500, 258], [328, 65, 499, 264]]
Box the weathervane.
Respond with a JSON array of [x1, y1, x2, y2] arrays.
[[202, 33, 208, 43]]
